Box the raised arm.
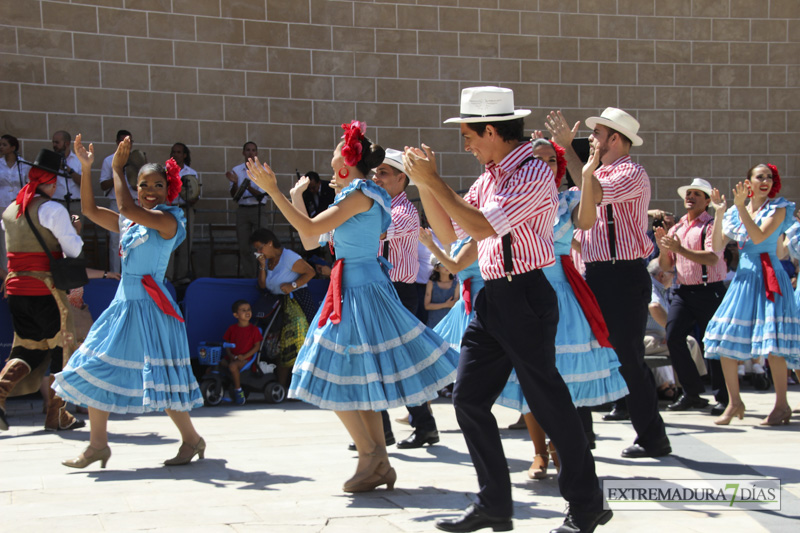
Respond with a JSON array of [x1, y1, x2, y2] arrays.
[[733, 182, 786, 245], [573, 140, 600, 231], [246, 157, 371, 236], [545, 110, 584, 187], [419, 228, 478, 274], [709, 188, 730, 253], [74, 134, 120, 233], [112, 137, 177, 239], [289, 176, 326, 251]]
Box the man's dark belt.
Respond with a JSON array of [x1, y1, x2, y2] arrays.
[[677, 281, 724, 290], [238, 204, 260, 208], [584, 259, 642, 269]]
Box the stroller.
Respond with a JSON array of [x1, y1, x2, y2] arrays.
[[198, 294, 286, 406]]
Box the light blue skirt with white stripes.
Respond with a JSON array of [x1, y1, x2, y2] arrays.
[[53, 277, 203, 414], [288, 258, 458, 411], [496, 259, 629, 413]]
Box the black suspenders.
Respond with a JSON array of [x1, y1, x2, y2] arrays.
[[501, 156, 534, 281], [606, 204, 616, 263], [699, 219, 711, 285], [382, 240, 390, 260]]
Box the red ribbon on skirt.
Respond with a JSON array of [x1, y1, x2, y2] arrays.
[[760, 252, 782, 302], [559, 255, 613, 348], [318, 258, 344, 327], [462, 278, 472, 315], [141, 274, 184, 322]]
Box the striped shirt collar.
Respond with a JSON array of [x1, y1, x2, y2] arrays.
[[486, 142, 532, 182], [391, 190, 409, 208]]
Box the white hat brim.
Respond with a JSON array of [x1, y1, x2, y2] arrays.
[[444, 109, 531, 124], [677, 185, 713, 199], [585, 116, 643, 146]]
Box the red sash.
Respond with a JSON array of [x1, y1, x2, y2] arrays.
[[760, 253, 782, 302], [462, 278, 472, 315], [560, 255, 613, 348], [318, 259, 344, 327], [141, 274, 184, 322]]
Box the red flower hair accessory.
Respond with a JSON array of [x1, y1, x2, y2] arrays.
[[165, 158, 182, 203], [550, 140, 567, 188], [766, 163, 781, 198], [340, 120, 367, 167]]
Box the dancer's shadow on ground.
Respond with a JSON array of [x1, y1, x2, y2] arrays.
[[55, 430, 175, 446], [71, 458, 310, 491]]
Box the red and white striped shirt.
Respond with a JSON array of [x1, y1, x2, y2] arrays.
[[380, 191, 420, 283], [455, 142, 558, 280], [668, 211, 726, 285], [578, 155, 653, 263]]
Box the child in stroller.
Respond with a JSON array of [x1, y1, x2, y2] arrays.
[[198, 297, 286, 406]]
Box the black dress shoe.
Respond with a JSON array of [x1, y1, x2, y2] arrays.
[[550, 507, 612, 533], [666, 394, 709, 411], [602, 407, 629, 421], [621, 436, 671, 458], [710, 402, 727, 416], [435, 504, 513, 532], [396, 429, 439, 449], [347, 432, 396, 451]]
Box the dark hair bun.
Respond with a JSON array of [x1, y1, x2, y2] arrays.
[[363, 142, 385, 170]]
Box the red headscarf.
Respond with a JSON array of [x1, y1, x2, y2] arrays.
[[15, 167, 57, 218]]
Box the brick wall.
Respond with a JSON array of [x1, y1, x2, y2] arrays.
[[2, 0, 798, 232]]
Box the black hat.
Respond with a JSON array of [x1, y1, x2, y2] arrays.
[[31, 149, 63, 175]]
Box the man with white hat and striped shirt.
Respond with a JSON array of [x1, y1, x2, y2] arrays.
[[655, 178, 728, 415]]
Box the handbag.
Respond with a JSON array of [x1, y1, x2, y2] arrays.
[[24, 208, 88, 291]]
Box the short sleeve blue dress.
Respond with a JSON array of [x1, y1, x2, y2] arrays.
[[432, 237, 483, 364], [54, 206, 204, 413], [784, 220, 800, 312], [288, 180, 458, 410], [496, 190, 629, 412], [703, 198, 800, 369]]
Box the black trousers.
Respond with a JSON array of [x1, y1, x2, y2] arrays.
[[7, 294, 64, 374], [381, 282, 436, 433], [666, 282, 728, 402], [454, 270, 602, 517], [585, 260, 667, 447]]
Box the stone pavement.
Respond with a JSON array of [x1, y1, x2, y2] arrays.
[[1, 388, 798, 533]]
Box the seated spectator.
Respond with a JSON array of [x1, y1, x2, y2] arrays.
[[249, 229, 316, 389], [646, 259, 706, 400], [424, 260, 458, 328], [222, 300, 262, 406]]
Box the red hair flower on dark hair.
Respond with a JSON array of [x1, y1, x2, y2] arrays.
[[165, 158, 182, 203], [766, 163, 781, 198], [340, 120, 367, 167]]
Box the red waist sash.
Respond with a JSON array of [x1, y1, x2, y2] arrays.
[[141, 274, 184, 322], [318, 259, 344, 327], [760, 253, 782, 302], [560, 255, 612, 348]]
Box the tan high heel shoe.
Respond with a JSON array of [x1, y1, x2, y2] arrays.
[[527, 451, 549, 480], [759, 406, 791, 426], [344, 460, 397, 493], [164, 437, 206, 466], [547, 441, 560, 472], [63, 445, 111, 469], [343, 451, 382, 491], [714, 403, 745, 426]]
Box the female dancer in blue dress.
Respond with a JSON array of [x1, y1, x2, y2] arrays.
[[495, 137, 628, 478], [245, 121, 457, 493], [705, 163, 800, 426], [54, 135, 204, 468]]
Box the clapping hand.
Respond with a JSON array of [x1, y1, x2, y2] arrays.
[[419, 227, 434, 248], [658, 232, 683, 253], [245, 157, 279, 196], [111, 136, 131, 173], [732, 181, 750, 208], [545, 110, 580, 149], [710, 188, 727, 212], [582, 139, 601, 179], [73, 134, 94, 168], [403, 144, 438, 187], [291, 175, 311, 199]]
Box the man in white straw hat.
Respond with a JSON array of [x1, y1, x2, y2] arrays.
[[654, 178, 728, 415], [404, 86, 610, 533], [573, 107, 672, 460]]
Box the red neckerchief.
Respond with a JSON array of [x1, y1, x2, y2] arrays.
[[560, 255, 613, 348]]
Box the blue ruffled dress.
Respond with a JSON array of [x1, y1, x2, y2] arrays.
[[785, 220, 800, 312], [704, 198, 800, 368], [54, 206, 203, 413], [432, 237, 483, 364], [496, 190, 629, 412], [288, 180, 458, 410]]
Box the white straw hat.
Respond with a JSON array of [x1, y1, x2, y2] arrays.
[[444, 86, 531, 124], [585, 107, 644, 147], [382, 148, 405, 173], [677, 178, 713, 199]]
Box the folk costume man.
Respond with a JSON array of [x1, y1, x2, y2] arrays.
[[573, 108, 671, 459], [656, 178, 728, 415], [405, 87, 610, 533], [373, 148, 441, 450], [0, 149, 85, 432]]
